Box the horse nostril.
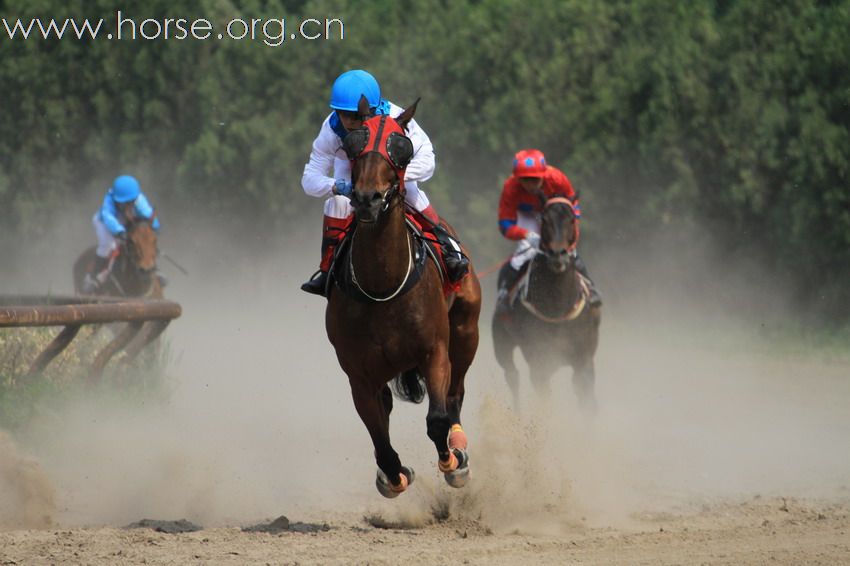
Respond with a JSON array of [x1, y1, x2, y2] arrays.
[[370, 192, 383, 203]]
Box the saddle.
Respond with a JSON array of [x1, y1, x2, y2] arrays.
[[329, 213, 462, 302], [504, 262, 591, 322]]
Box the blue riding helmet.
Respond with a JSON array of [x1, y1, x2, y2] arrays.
[[329, 69, 381, 111], [111, 175, 141, 203]]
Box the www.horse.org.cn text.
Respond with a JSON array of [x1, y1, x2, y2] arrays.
[[1, 12, 345, 47]]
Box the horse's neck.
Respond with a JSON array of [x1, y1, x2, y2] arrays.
[[112, 245, 155, 297], [351, 206, 410, 292], [528, 257, 580, 313]]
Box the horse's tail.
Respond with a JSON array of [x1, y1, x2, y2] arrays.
[[390, 368, 426, 404]]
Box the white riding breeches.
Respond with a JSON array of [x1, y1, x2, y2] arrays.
[[92, 213, 118, 258], [509, 211, 542, 270], [510, 240, 538, 270], [323, 181, 431, 219]]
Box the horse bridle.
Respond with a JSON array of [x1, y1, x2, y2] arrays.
[[342, 112, 413, 217], [341, 114, 414, 171], [540, 197, 579, 255], [112, 223, 158, 296], [518, 197, 587, 322], [377, 181, 403, 213]]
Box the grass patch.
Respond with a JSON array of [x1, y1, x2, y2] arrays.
[[0, 326, 174, 432]]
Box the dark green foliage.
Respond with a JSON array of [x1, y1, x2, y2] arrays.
[[1, 0, 848, 318]]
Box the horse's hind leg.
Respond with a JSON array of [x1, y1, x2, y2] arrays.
[[492, 314, 520, 410], [349, 380, 413, 498], [447, 289, 480, 430]]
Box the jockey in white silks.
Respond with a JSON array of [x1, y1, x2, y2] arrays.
[[299, 69, 468, 296]]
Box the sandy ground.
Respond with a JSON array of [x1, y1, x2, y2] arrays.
[[2, 218, 850, 564], [1, 496, 849, 565]]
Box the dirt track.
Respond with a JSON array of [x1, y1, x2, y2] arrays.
[[3, 230, 850, 564], [1, 496, 848, 565]]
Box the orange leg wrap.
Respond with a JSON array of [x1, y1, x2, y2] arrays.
[[438, 450, 459, 473], [390, 472, 409, 493], [448, 424, 468, 451]]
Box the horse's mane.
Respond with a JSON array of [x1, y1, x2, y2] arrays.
[[126, 216, 154, 230]]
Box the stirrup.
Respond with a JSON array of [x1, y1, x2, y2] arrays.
[[300, 270, 328, 297], [444, 253, 470, 282]]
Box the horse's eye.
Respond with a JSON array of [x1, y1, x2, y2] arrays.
[[343, 128, 369, 160], [386, 133, 413, 169]]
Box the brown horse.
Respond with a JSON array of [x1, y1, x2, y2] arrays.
[[325, 97, 481, 498], [492, 197, 601, 412], [73, 218, 162, 299], [72, 218, 165, 375]]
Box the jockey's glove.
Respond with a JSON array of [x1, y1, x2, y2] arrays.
[[523, 231, 540, 249], [334, 179, 353, 197]]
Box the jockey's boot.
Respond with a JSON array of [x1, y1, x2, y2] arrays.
[[301, 215, 349, 297], [82, 255, 110, 294], [574, 253, 602, 306], [495, 261, 523, 315], [418, 205, 470, 283]]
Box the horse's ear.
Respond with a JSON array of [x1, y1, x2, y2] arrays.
[[396, 98, 420, 131], [357, 95, 372, 120]]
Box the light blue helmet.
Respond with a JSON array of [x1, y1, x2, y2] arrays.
[[329, 70, 381, 111], [111, 175, 141, 203]]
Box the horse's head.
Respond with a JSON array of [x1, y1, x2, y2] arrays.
[[122, 218, 158, 278], [342, 95, 416, 224], [539, 196, 580, 273]]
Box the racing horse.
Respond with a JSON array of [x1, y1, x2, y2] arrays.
[[73, 217, 162, 299], [492, 196, 601, 412], [72, 217, 165, 376], [325, 96, 481, 497]]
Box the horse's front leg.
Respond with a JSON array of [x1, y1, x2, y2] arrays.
[[350, 379, 414, 498], [424, 341, 469, 488], [528, 356, 558, 405], [572, 359, 598, 416]]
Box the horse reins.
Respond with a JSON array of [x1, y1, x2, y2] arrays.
[[519, 263, 589, 323], [518, 197, 585, 321], [543, 196, 579, 253], [349, 226, 414, 302]]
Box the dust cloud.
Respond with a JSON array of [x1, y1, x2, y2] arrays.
[[0, 431, 56, 528], [2, 202, 849, 534]]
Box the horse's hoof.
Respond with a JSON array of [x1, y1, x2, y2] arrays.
[[375, 466, 415, 499], [443, 448, 469, 488]]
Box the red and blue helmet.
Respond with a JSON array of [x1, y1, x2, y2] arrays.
[[329, 70, 381, 111], [512, 149, 547, 178]]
